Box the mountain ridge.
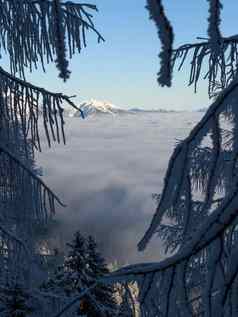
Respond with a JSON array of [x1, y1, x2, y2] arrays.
[[63, 99, 178, 118]]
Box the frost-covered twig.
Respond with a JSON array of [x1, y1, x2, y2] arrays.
[[207, 0, 223, 53], [138, 77, 238, 252], [0, 0, 104, 79], [172, 35, 238, 97], [146, 0, 174, 87], [52, 0, 71, 81], [0, 66, 83, 149]]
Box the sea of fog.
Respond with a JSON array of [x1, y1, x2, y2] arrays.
[[37, 112, 203, 266]]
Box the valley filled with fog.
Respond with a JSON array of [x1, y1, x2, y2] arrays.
[[37, 111, 203, 266]]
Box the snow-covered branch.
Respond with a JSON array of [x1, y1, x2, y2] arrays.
[[146, 0, 174, 87], [138, 77, 238, 252], [0, 66, 84, 149], [207, 0, 223, 53], [0, 0, 104, 79], [172, 35, 238, 97]]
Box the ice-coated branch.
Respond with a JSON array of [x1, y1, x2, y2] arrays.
[[207, 0, 223, 53], [172, 35, 238, 97], [0, 141, 64, 220], [0, 66, 84, 149], [138, 77, 238, 252], [146, 0, 174, 87], [52, 0, 71, 81], [0, 0, 104, 79]]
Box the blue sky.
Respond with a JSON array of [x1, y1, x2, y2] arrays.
[[10, 1, 238, 110]]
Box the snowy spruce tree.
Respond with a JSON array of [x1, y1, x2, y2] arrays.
[[86, 236, 117, 316], [0, 0, 103, 315], [45, 231, 117, 316], [54, 1, 238, 317]]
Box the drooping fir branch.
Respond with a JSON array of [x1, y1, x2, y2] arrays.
[[207, 0, 223, 52], [0, 141, 64, 220], [0, 132, 65, 285], [0, 66, 84, 149], [138, 78, 238, 252], [151, 0, 228, 97], [172, 34, 238, 97], [146, 0, 174, 87], [52, 0, 71, 81], [0, 0, 104, 79]]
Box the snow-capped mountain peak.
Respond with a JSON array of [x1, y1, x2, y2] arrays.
[[74, 99, 129, 117], [63, 98, 178, 118]]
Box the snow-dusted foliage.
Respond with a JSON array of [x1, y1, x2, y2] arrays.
[[0, 67, 83, 148], [0, 124, 58, 287], [172, 35, 238, 98], [207, 0, 223, 53], [0, 0, 102, 315], [147, 0, 238, 98], [171, 2, 238, 98], [43, 232, 118, 317], [146, 0, 174, 87], [0, 0, 104, 79]]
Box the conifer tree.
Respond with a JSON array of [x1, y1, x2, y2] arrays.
[[86, 235, 117, 317], [46, 231, 117, 316]]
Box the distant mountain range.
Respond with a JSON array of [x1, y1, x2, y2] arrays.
[[129, 107, 177, 113], [63, 99, 177, 118], [196, 107, 208, 112]]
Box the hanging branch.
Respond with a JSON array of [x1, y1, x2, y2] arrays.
[[0, 0, 104, 79], [0, 138, 64, 285], [52, 0, 71, 81], [207, 0, 223, 52], [0, 142, 64, 220], [145, 0, 225, 93], [0, 66, 84, 150], [146, 0, 174, 87], [138, 77, 238, 252], [172, 34, 238, 97]]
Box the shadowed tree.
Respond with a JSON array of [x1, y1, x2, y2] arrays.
[[0, 0, 103, 315], [43, 232, 118, 316]]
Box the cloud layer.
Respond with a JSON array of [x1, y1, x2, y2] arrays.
[[37, 112, 202, 266]]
